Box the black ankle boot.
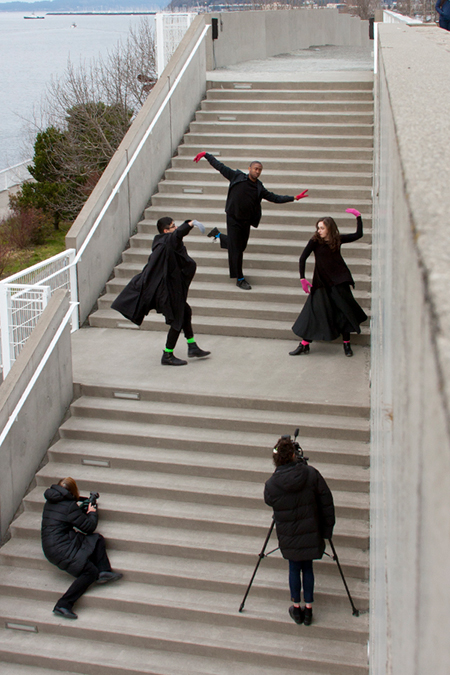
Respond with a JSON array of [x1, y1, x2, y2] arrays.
[[289, 342, 310, 356], [188, 342, 211, 358], [343, 342, 353, 357], [303, 607, 313, 626], [161, 351, 187, 366]]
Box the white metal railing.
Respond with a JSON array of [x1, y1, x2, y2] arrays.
[[0, 250, 78, 376], [382, 10, 423, 23], [0, 22, 210, 380], [155, 12, 197, 78], [0, 160, 32, 192]]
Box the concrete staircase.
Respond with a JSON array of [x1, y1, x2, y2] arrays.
[[0, 76, 372, 674], [0, 384, 370, 674], [89, 79, 373, 343]]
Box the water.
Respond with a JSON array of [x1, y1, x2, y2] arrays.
[[0, 11, 157, 171]]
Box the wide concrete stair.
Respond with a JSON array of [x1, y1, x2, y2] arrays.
[[90, 79, 373, 344], [0, 385, 370, 674]]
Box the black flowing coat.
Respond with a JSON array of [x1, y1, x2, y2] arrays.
[[41, 484, 99, 577], [111, 221, 196, 331], [204, 153, 294, 228], [264, 461, 335, 561]]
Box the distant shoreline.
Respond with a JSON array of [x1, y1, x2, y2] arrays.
[[46, 11, 156, 15]]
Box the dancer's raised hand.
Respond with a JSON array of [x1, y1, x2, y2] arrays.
[[295, 190, 308, 201], [345, 208, 361, 217], [301, 278, 312, 294], [193, 152, 206, 163]]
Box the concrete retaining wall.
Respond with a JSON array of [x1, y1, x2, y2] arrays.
[[206, 8, 370, 69], [0, 290, 73, 543], [371, 24, 450, 675]]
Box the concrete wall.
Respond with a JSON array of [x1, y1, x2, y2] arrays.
[[206, 9, 370, 69], [66, 15, 208, 322], [0, 290, 73, 543], [371, 24, 450, 674]]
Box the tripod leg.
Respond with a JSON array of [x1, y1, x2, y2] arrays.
[[328, 539, 359, 616], [239, 520, 275, 612]]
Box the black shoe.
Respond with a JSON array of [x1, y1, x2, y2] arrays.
[[236, 278, 252, 290], [303, 607, 313, 626], [207, 227, 220, 238], [161, 351, 188, 366], [96, 571, 123, 585], [53, 605, 78, 620], [188, 342, 211, 358], [343, 342, 353, 357], [289, 342, 310, 356], [289, 605, 304, 625]]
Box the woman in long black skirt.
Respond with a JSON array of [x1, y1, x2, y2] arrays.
[[290, 208, 367, 357]]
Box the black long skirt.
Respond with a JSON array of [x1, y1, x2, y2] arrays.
[[292, 283, 367, 342]]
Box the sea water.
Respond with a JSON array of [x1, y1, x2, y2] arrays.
[[0, 11, 156, 171]]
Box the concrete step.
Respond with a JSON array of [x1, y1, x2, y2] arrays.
[[157, 180, 373, 200], [178, 143, 373, 160], [201, 99, 374, 113], [90, 307, 371, 344], [183, 131, 374, 149], [173, 154, 374, 172], [165, 167, 374, 187], [142, 207, 374, 229], [106, 273, 372, 299], [10, 510, 369, 580], [0, 569, 368, 645], [148, 192, 373, 212], [0, 604, 368, 674], [195, 110, 373, 125], [206, 80, 373, 92]]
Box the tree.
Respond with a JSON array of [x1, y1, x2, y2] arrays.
[[15, 17, 157, 227]]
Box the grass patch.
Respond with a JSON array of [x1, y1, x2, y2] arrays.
[[1, 222, 72, 279]]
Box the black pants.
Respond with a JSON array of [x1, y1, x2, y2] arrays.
[[219, 216, 251, 279], [56, 535, 112, 610], [165, 303, 194, 350]]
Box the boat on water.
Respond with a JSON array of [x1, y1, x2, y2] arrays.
[[24, 14, 45, 19]]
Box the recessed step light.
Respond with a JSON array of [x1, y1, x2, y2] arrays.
[[82, 459, 111, 468], [6, 622, 38, 633]]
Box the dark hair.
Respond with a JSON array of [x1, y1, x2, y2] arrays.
[[249, 161, 262, 167], [58, 477, 80, 500], [272, 437, 296, 468], [157, 216, 174, 234], [313, 216, 341, 252]]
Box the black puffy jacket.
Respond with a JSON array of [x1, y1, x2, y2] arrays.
[[264, 461, 335, 561], [41, 484, 99, 576]]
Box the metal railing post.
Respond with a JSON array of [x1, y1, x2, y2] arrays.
[[0, 283, 12, 377]]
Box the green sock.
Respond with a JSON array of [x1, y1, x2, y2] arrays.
[[164, 348, 174, 353], [186, 338, 196, 344]]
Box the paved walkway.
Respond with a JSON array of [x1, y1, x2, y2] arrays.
[[72, 45, 372, 409]]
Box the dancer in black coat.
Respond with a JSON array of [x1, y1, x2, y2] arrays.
[[264, 437, 335, 625], [41, 477, 122, 619], [193, 152, 308, 290], [111, 216, 210, 366], [290, 208, 367, 358]]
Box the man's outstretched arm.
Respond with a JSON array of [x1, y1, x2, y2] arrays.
[[193, 152, 238, 182], [261, 186, 309, 204]]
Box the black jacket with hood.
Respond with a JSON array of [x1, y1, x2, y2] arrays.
[[204, 153, 294, 228], [264, 461, 335, 561], [41, 484, 99, 576]]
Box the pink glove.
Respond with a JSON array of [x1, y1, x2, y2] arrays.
[[295, 190, 308, 201], [193, 152, 206, 163], [301, 278, 312, 294], [346, 208, 361, 217]]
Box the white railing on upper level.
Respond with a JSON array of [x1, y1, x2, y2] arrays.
[[0, 250, 78, 376], [382, 9, 423, 23], [155, 12, 197, 78], [0, 22, 210, 380], [0, 160, 32, 192]]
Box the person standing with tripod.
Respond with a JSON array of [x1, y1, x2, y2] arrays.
[[264, 437, 335, 626]]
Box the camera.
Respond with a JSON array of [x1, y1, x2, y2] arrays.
[[281, 429, 309, 465], [79, 491, 100, 513]]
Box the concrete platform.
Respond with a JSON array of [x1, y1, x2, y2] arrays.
[[71, 327, 370, 408]]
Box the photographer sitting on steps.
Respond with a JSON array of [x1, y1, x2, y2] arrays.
[[41, 477, 122, 620]]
